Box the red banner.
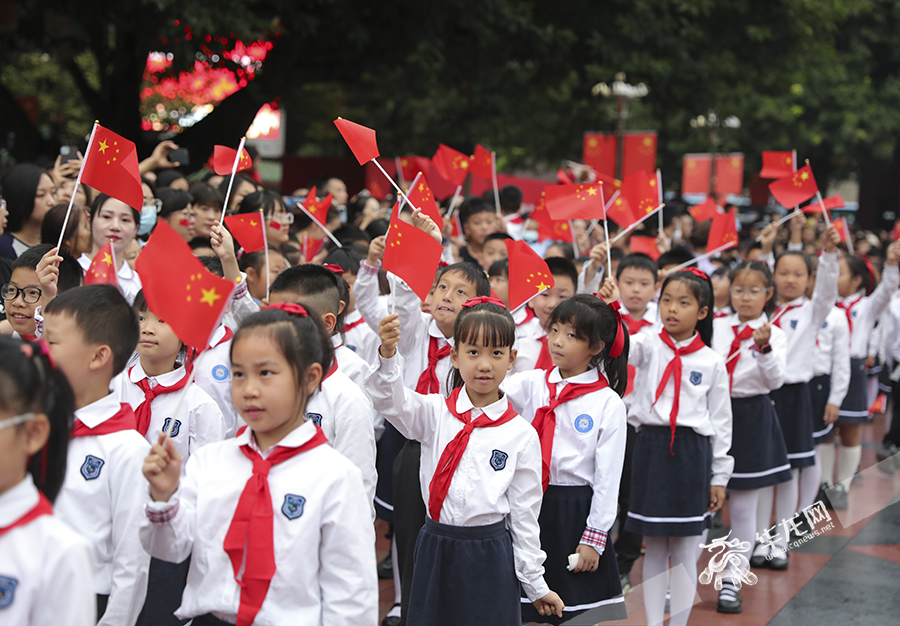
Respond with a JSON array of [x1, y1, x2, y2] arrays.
[[682, 154, 712, 194]]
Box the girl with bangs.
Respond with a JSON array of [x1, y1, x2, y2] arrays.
[[367, 298, 564, 626]]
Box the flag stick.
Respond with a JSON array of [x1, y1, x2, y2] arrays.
[[666, 242, 735, 273], [491, 152, 501, 215], [610, 203, 664, 244], [260, 210, 270, 298], [219, 137, 247, 224], [656, 169, 664, 233], [724, 307, 787, 366], [845, 222, 855, 256], [815, 191, 832, 227], [302, 233, 308, 262], [601, 185, 612, 272], [57, 121, 99, 251], [372, 159, 420, 212], [586, 219, 599, 236], [296, 201, 343, 248], [445, 185, 463, 220], [590, 190, 621, 235], [570, 220, 579, 257], [511, 288, 549, 314], [390, 274, 396, 315], [399, 172, 422, 212], [108, 238, 120, 292], [395, 156, 405, 187], [757, 209, 801, 241]]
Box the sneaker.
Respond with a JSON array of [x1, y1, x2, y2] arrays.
[[717, 581, 743, 614], [381, 603, 401, 626], [829, 483, 849, 510], [749, 543, 769, 569], [619, 572, 632, 595], [876, 442, 899, 474], [377, 554, 393, 580], [768, 547, 789, 571]]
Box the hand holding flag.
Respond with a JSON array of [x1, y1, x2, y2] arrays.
[[382, 210, 443, 302]]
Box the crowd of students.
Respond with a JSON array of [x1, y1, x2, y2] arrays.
[[0, 144, 898, 626]]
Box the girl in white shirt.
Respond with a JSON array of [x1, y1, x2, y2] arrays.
[[367, 298, 564, 626], [140, 303, 377, 626], [0, 337, 94, 626], [604, 269, 732, 626], [504, 294, 629, 625], [712, 260, 790, 615]]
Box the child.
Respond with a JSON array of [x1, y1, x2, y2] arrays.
[[235, 190, 292, 248], [140, 304, 378, 625], [825, 242, 900, 507], [237, 248, 290, 303], [529, 257, 578, 371], [712, 261, 791, 614], [368, 299, 565, 625], [2, 244, 53, 340], [603, 269, 732, 626], [503, 294, 629, 624], [711, 267, 732, 317], [489, 258, 542, 373], [478, 232, 512, 272], [43, 284, 151, 626], [267, 264, 378, 511], [324, 248, 380, 364], [753, 227, 839, 568], [0, 336, 95, 626], [458, 197, 501, 266]]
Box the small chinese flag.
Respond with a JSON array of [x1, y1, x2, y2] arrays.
[[297, 186, 334, 231], [135, 221, 236, 349], [707, 206, 738, 252], [383, 218, 443, 302], [84, 241, 118, 286], [505, 239, 555, 310], [212, 145, 252, 176], [594, 171, 622, 191], [689, 197, 720, 222], [224, 212, 266, 252], [769, 164, 818, 209], [544, 183, 605, 221], [869, 393, 887, 415], [431, 144, 471, 187], [629, 236, 660, 261], [605, 193, 640, 229], [621, 169, 661, 217], [303, 236, 325, 262], [395, 177, 443, 226], [400, 156, 430, 181], [470, 145, 494, 179], [803, 194, 843, 214], [334, 118, 380, 165], [81, 124, 143, 211], [833, 217, 850, 243], [531, 190, 574, 243], [760, 151, 795, 179]]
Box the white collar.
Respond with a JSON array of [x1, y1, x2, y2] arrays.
[[129, 361, 187, 387], [345, 309, 362, 323], [0, 476, 40, 526], [238, 418, 318, 458], [512, 307, 527, 325], [625, 300, 657, 322], [331, 334, 343, 349], [840, 291, 865, 306], [548, 366, 599, 385], [723, 312, 769, 330], [427, 318, 454, 346], [75, 391, 122, 429], [456, 387, 509, 421], [208, 324, 228, 348], [779, 296, 808, 307]]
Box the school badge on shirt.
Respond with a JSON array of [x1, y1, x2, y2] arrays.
[[0, 576, 18, 608], [574, 414, 594, 433], [307, 413, 323, 427], [211, 365, 229, 381], [80, 455, 105, 480], [282, 494, 306, 520], [490, 449, 508, 471], [690, 371, 703, 386]]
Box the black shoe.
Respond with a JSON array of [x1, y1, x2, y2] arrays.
[[749, 543, 768, 568], [828, 484, 849, 510], [768, 549, 789, 571], [377, 554, 393, 580], [381, 604, 401, 626], [717, 582, 743, 614], [789, 515, 811, 542], [819, 484, 834, 510]]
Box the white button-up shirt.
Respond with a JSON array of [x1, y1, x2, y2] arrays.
[[193, 326, 240, 438], [839, 264, 899, 359], [712, 313, 787, 398], [813, 307, 852, 407]]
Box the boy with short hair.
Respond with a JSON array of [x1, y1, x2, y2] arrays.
[[43, 284, 150, 626], [2, 244, 55, 339], [479, 232, 512, 272], [324, 248, 380, 364], [458, 197, 501, 266]]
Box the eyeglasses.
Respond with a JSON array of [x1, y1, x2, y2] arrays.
[[730, 287, 767, 299], [1, 284, 43, 304], [0, 413, 35, 431], [271, 213, 294, 225], [0, 198, 6, 213]]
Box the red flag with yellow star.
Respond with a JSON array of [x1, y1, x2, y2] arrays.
[[80, 124, 143, 211], [605, 192, 641, 229], [395, 177, 443, 225], [531, 189, 574, 243], [803, 194, 843, 214], [707, 206, 739, 252], [135, 220, 236, 349], [621, 169, 661, 218], [504, 239, 555, 311], [431, 144, 471, 187], [470, 145, 494, 179], [833, 217, 850, 243], [84, 241, 119, 286], [544, 183, 605, 221], [382, 217, 443, 302], [629, 236, 661, 261], [224, 212, 266, 252], [689, 197, 720, 222], [297, 186, 334, 230], [769, 164, 818, 208], [760, 151, 795, 179], [212, 145, 252, 176]]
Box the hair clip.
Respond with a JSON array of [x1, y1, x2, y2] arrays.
[[264, 302, 308, 317], [322, 263, 345, 276], [679, 267, 708, 280], [606, 301, 625, 358], [437, 261, 449, 268], [461, 296, 507, 309]]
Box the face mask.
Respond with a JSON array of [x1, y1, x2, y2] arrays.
[[138, 204, 158, 236]]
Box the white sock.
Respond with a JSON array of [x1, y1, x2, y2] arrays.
[[695, 527, 710, 561], [641, 537, 670, 626], [390, 537, 401, 606], [667, 536, 700, 626], [727, 489, 760, 573], [799, 449, 823, 511], [774, 471, 799, 548], [837, 445, 862, 489], [756, 485, 774, 539], [819, 441, 836, 486]]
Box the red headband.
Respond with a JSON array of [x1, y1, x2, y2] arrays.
[[264, 302, 309, 317], [607, 301, 625, 358], [462, 296, 507, 309], [679, 267, 708, 280], [322, 263, 345, 276]]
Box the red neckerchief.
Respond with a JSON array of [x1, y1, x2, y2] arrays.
[[837, 295, 863, 334], [714, 311, 730, 319], [344, 316, 366, 332], [224, 425, 329, 626], [535, 336, 554, 371], [653, 331, 706, 454], [415, 336, 451, 394], [72, 403, 138, 437], [726, 324, 756, 388], [516, 307, 536, 327], [532, 369, 609, 490], [773, 304, 802, 328], [428, 387, 518, 521], [0, 491, 53, 539], [20, 333, 38, 342], [212, 327, 234, 348], [131, 365, 194, 436], [622, 313, 653, 336]]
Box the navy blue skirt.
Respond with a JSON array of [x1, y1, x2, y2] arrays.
[[770, 382, 816, 469], [809, 375, 834, 444], [728, 395, 793, 490], [625, 426, 713, 537], [838, 358, 870, 424], [521, 485, 626, 624], [408, 518, 520, 626]]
